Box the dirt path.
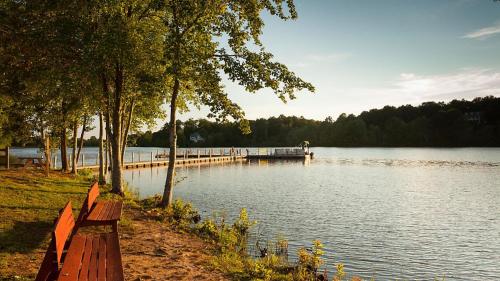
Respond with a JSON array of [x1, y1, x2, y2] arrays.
[[120, 209, 230, 281]]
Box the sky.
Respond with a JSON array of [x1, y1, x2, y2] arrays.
[[182, 0, 500, 121], [89, 0, 500, 136]]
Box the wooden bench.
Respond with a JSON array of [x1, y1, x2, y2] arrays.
[[35, 201, 124, 281], [75, 182, 122, 233]]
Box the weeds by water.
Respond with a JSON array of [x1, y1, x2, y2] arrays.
[[139, 197, 368, 281]]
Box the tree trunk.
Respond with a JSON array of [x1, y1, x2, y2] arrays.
[[98, 112, 106, 184], [105, 112, 111, 174], [120, 99, 135, 164], [76, 115, 87, 164], [106, 133, 110, 174], [41, 125, 50, 177], [71, 121, 78, 175], [110, 129, 122, 194], [110, 64, 124, 195], [60, 127, 68, 172], [161, 78, 180, 207], [44, 136, 50, 177]]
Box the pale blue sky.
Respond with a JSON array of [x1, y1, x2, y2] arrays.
[[89, 0, 500, 136], [179, 0, 500, 123]]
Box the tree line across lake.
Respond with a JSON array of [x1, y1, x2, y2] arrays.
[[83, 96, 500, 148]]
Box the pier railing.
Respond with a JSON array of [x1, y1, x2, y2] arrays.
[[46, 148, 245, 169], [8, 147, 310, 170]]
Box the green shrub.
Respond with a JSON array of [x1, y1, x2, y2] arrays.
[[297, 240, 324, 276], [197, 218, 218, 240], [165, 199, 200, 227], [140, 194, 162, 209], [77, 168, 94, 180], [139, 197, 200, 229]]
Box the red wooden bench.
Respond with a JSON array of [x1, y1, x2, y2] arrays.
[[35, 201, 124, 281], [75, 182, 122, 233]]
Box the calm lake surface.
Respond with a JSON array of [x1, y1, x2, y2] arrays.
[[10, 147, 500, 280]]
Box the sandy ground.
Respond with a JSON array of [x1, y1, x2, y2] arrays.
[[119, 208, 229, 281]]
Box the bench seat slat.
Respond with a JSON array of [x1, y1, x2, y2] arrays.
[[105, 202, 117, 221], [58, 235, 86, 281], [86, 201, 122, 223], [77, 237, 93, 281], [88, 237, 99, 281], [97, 235, 106, 281], [86, 202, 105, 221], [108, 201, 122, 221], [98, 202, 113, 221], [106, 232, 124, 281], [56, 234, 123, 281]]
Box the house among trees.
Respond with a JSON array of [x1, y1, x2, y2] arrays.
[[464, 112, 481, 123], [189, 132, 205, 143]]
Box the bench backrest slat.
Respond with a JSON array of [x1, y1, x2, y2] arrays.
[[87, 182, 100, 212], [53, 201, 75, 264]]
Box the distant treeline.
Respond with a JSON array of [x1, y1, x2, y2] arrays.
[[85, 96, 500, 147]]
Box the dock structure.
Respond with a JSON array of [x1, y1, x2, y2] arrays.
[[246, 154, 311, 160], [245, 147, 313, 160], [76, 149, 245, 171], [55, 147, 313, 171]]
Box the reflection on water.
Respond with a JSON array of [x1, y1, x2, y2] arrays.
[[121, 147, 500, 281]]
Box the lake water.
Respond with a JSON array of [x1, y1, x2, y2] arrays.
[[10, 147, 500, 280]]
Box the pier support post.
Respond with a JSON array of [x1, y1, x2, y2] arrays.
[[150, 152, 153, 163], [132, 152, 134, 163], [197, 149, 200, 159]]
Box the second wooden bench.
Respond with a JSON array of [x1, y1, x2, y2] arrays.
[[75, 182, 122, 233]]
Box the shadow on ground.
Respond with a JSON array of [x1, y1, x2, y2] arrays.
[[0, 220, 52, 253]]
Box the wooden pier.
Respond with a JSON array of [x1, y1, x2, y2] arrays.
[[246, 154, 311, 160], [244, 148, 313, 160], [21, 147, 313, 171], [77, 155, 245, 170]]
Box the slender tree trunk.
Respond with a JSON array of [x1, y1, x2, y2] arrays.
[[71, 121, 78, 174], [110, 128, 122, 194], [120, 99, 135, 164], [105, 112, 111, 174], [104, 110, 113, 175], [44, 136, 50, 177], [60, 127, 68, 172], [110, 65, 124, 195], [60, 100, 69, 172], [98, 112, 106, 184], [76, 115, 87, 164], [161, 78, 180, 207], [41, 125, 50, 177], [106, 133, 110, 174]]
